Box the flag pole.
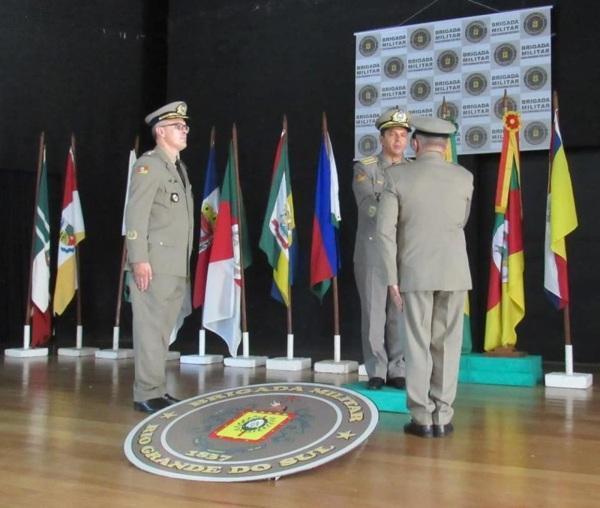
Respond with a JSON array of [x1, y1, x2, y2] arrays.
[[232, 123, 250, 356], [71, 134, 84, 349], [322, 112, 342, 361], [23, 132, 47, 349]]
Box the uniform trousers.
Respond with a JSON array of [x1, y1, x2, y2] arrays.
[[402, 290, 465, 426], [130, 272, 187, 402], [355, 264, 404, 379]]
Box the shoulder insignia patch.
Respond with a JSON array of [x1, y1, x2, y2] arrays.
[[360, 156, 378, 165], [126, 230, 138, 240], [135, 165, 149, 175]]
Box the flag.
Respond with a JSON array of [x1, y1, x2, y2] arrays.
[[53, 146, 85, 315], [203, 141, 251, 356], [544, 108, 578, 309], [31, 147, 52, 346], [484, 112, 525, 351], [443, 120, 472, 354], [192, 138, 219, 308], [310, 129, 341, 300], [121, 149, 137, 302], [259, 126, 297, 307]]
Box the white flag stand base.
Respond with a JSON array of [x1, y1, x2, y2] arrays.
[[358, 364, 368, 377], [166, 351, 180, 361], [224, 356, 267, 368], [545, 372, 593, 389], [181, 354, 223, 365], [314, 360, 359, 374], [5, 347, 49, 358], [6, 326, 49, 357], [58, 347, 98, 357], [545, 345, 593, 389], [266, 357, 312, 371], [95, 348, 134, 359]]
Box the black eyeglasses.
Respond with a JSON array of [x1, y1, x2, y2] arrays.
[[161, 123, 190, 133]]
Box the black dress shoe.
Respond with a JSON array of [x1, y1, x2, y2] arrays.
[[403, 420, 433, 438], [367, 377, 385, 390], [163, 393, 180, 404], [133, 397, 171, 414], [433, 422, 454, 438], [386, 377, 406, 389]]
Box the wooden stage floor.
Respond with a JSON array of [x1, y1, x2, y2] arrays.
[[1, 355, 599, 507]]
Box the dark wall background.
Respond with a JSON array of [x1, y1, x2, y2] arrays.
[[2, 0, 599, 364]]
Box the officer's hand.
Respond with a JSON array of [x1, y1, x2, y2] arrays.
[[132, 262, 153, 292], [389, 285, 403, 311]]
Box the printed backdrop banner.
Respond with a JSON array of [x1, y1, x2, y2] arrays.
[[354, 6, 552, 158]]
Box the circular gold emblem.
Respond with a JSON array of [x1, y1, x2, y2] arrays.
[[523, 66, 548, 90], [383, 57, 404, 79], [494, 43, 517, 66], [437, 50, 459, 73], [437, 102, 459, 122], [410, 79, 431, 101], [359, 35, 379, 57], [465, 126, 488, 149], [524, 12, 547, 36], [410, 28, 431, 50], [358, 134, 378, 156], [465, 73, 488, 96], [524, 121, 548, 145], [465, 20, 487, 43], [358, 85, 378, 107], [493, 96, 518, 119]]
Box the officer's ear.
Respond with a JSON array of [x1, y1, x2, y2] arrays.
[[411, 137, 418, 152]]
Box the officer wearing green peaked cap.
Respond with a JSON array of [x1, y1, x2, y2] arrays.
[[125, 101, 194, 414], [352, 106, 411, 391]]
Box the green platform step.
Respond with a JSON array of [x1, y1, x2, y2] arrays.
[[345, 354, 543, 414]]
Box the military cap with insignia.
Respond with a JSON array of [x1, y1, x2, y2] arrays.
[[145, 101, 189, 127], [410, 116, 456, 137], [375, 106, 411, 132]]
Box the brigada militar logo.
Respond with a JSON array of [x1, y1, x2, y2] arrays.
[[465, 20, 487, 43], [465, 125, 488, 149], [410, 79, 431, 101], [384, 57, 405, 79], [524, 12, 547, 36], [410, 28, 431, 50], [437, 50, 459, 73], [359, 35, 379, 57], [493, 96, 518, 119], [358, 134, 378, 156], [124, 383, 378, 482], [465, 73, 488, 96], [524, 121, 548, 145], [494, 43, 517, 66], [358, 84, 378, 106], [523, 66, 548, 90]]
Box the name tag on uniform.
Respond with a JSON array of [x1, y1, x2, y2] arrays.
[[170, 192, 180, 203]]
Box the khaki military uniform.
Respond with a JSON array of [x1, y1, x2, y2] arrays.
[[377, 151, 473, 426], [353, 153, 406, 380], [126, 145, 194, 402]]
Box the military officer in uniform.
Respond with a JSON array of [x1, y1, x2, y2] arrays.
[[125, 101, 195, 413], [353, 107, 410, 390], [377, 116, 473, 437]]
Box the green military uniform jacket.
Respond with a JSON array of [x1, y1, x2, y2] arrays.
[[125, 145, 194, 277]]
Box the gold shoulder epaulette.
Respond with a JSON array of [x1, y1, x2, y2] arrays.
[[360, 155, 378, 165]]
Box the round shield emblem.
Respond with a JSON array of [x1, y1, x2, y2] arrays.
[[124, 383, 378, 482], [410, 79, 431, 101], [465, 126, 488, 149], [524, 121, 549, 145], [524, 12, 548, 36], [410, 28, 431, 50], [493, 96, 518, 119], [523, 66, 548, 90], [383, 57, 405, 79], [465, 20, 487, 43], [359, 35, 379, 57], [465, 73, 488, 96], [437, 50, 459, 73], [358, 134, 378, 156], [494, 43, 518, 66], [358, 85, 378, 107], [436, 101, 459, 122]]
